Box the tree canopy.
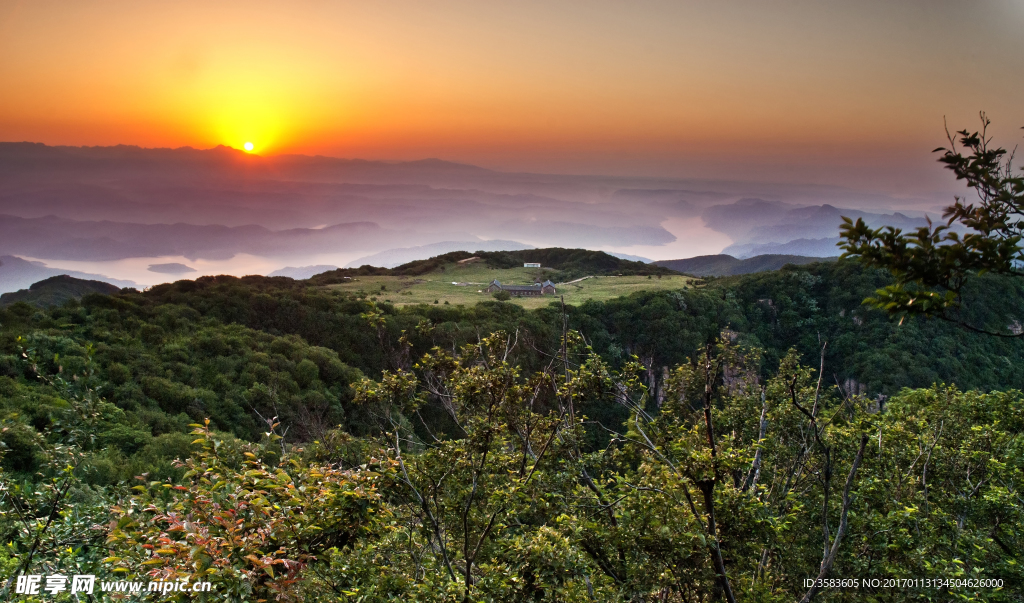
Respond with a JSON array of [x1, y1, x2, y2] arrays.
[[841, 113, 1024, 336], [1, 254, 1022, 601]]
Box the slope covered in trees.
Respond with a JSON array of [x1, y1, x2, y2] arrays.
[[654, 253, 836, 276], [0, 274, 122, 308], [1, 256, 1021, 601]]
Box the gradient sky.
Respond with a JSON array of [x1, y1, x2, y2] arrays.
[[2, 0, 1023, 194]]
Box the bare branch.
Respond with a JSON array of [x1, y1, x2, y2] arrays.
[[799, 435, 869, 603]]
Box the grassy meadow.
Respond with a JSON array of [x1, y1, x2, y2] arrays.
[[322, 260, 692, 308]]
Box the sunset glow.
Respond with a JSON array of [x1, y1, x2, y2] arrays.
[[3, 4, 1023, 593], [1, 1, 1022, 191]]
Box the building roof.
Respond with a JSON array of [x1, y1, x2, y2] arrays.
[[501, 284, 544, 292], [490, 279, 555, 292]]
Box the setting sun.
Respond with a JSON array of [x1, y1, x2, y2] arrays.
[[243, 142, 254, 152]]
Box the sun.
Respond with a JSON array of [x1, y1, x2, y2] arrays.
[[243, 141, 254, 152]]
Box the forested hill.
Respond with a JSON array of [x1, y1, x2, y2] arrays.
[[2, 256, 1022, 600], [0, 274, 122, 308], [2, 258, 1022, 445], [310, 248, 675, 282], [655, 253, 836, 276]]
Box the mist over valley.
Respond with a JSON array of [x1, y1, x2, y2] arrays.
[[0, 143, 943, 292]]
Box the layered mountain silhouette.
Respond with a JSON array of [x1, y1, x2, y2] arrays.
[[0, 142, 943, 283], [704, 199, 939, 258], [0, 215, 390, 261], [268, 265, 340, 279]]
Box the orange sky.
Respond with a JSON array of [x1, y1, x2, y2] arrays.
[[2, 0, 1023, 193]]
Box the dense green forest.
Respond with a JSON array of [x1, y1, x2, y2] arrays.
[[653, 254, 834, 277], [1, 255, 1021, 601]]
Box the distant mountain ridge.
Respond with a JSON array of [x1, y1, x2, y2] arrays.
[[0, 142, 944, 273], [0, 212, 672, 263], [0, 215, 391, 261], [0, 142, 490, 174], [724, 238, 846, 258], [703, 198, 939, 259], [268, 265, 341, 279], [654, 254, 836, 277]]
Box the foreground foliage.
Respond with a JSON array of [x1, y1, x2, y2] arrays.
[[841, 113, 1024, 336], [1, 259, 1022, 601], [105, 420, 389, 600], [306, 333, 1021, 601]]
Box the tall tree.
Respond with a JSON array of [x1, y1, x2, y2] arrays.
[[840, 113, 1024, 336]]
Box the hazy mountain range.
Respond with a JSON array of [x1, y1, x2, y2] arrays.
[[704, 198, 943, 258], [0, 142, 952, 292], [0, 255, 136, 294]]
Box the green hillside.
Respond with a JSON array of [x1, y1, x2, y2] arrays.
[[310, 247, 676, 283], [315, 260, 690, 309], [298, 248, 687, 308], [1, 254, 1021, 601], [0, 274, 122, 308]]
